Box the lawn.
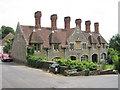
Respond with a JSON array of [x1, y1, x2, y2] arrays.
[[105, 64, 114, 70]]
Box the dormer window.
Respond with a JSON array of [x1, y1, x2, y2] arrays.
[[70, 43, 74, 50], [54, 44, 59, 51], [38, 44, 40, 51], [34, 43, 42, 52]]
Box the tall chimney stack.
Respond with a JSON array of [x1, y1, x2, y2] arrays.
[[94, 22, 99, 33], [34, 11, 42, 28], [50, 14, 57, 30], [64, 16, 71, 30], [85, 20, 91, 32], [75, 19, 82, 30]]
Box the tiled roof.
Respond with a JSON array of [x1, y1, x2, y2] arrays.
[[97, 35, 107, 44], [20, 25, 107, 48], [29, 30, 44, 43], [0, 32, 14, 46], [88, 35, 97, 44], [49, 31, 61, 44]]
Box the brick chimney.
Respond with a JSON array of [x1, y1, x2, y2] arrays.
[[50, 14, 57, 30], [75, 19, 82, 30], [34, 11, 42, 28], [64, 16, 71, 30], [85, 20, 91, 32], [94, 22, 99, 33]]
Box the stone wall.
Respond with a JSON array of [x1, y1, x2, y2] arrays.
[[11, 23, 27, 64]]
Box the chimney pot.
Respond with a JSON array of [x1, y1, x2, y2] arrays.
[[64, 16, 71, 30], [94, 22, 99, 33], [85, 20, 91, 32], [34, 11, 42, 28], [50, 14, 57, 30], [75, 19, 82, 30]]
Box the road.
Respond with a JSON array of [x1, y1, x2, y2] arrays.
[[0, 61, 118, 88]]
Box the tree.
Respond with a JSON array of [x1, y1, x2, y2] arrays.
[[0, 25, 15, 39], [109, 34, 120, 52], [108, 48, 120, 72], [3, 38, 14, 53]]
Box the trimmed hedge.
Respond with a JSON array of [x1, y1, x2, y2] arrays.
[[27, 54, 49, 68]]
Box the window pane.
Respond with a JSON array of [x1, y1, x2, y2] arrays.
[[82, 43, 86, 49], [38, 44, 40, 51], [34, 44, 37, 51], [81, 55, 88, 61], [54, 44, 59, 51], [70, 43, 74, 50]]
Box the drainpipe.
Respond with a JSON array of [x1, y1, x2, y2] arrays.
[[98, 48, 100, 62], [64, 48, 66, 60], [47, 49, 49, 59], [88, 48, 91, 61]]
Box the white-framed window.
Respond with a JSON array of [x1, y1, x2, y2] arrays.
[[34, 43, 42, 52]]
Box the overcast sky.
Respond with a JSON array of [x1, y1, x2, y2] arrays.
[[0, 0, 119, 42]]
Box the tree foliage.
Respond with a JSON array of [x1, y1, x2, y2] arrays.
[[0, 25, 15, 39], [108, 48, 120, 72], [109, 34, 120, 52], [3, 38, 14, 53]]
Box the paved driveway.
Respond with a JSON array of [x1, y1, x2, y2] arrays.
[[1, 61, 118, 88]]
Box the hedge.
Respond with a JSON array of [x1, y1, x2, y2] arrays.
[[53, 58, 98, 71], [27, 54, 49, 68]]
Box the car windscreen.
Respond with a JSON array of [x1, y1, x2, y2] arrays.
[[3, 55, 9, 57]]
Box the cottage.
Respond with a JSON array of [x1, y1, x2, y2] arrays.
[[11, 11, 108, 64], [0, 32, 14, 54]]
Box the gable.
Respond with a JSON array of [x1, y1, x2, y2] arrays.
[[67, 27, 87, 44], [13, 23, 27, 45]]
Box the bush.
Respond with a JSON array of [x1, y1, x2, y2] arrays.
[[108, 48, 120, 72], [87, 61, 98, 71], [53, 58, 98, 71], [27, 54, 49, 67]]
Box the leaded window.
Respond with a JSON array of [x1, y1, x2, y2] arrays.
[[54, 44, 59, 51], [82, 43, 86, 49], [70, 43, 74, 50]]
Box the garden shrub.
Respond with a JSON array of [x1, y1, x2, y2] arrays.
[[53, 58, 98, 71], [87, 61, 98, 71], [27, 54, 49, 67], [108, 48, 120, 72]]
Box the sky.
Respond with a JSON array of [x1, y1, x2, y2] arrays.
[[0, 0, 119, 42]]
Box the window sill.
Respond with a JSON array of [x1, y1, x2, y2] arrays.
[[76, 48, 81, 50], [54, 50, 59, 52], [69, 49, 74, 51]]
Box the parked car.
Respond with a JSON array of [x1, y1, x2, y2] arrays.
[[0, 53, 2, 60], [1, 53, 13, 62]]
